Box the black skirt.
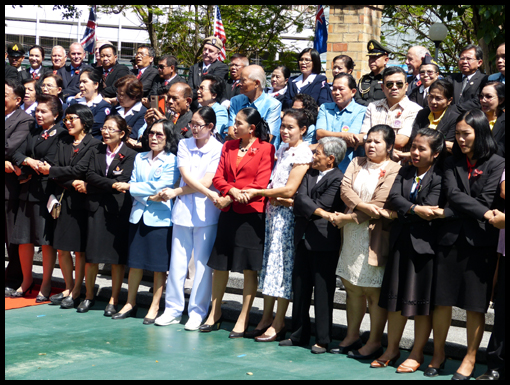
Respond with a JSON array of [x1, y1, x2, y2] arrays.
[[52, 199, 88, 252], [11, 200, 54, 246], [208, 209, 265, 273], [127, 221, 172, 273], [433, 235, 498, 314], [86, 205, 130, 265], [379, 231, 434, 317]]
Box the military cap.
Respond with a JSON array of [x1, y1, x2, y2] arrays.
[[367, 40, 392, 56], [422, 53, 439, 66], [7, 43, 25, 57], [204, 36, 223, 51]]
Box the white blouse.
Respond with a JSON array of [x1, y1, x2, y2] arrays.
[[171, 137, 223, 227], [269, 142, 313, 189]]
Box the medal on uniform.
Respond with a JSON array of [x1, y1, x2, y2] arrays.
[[113, 166, 123, 176], [342, 126, 350, 132], [394, 120, 402, 128], [49, 128, 57, 137], [154, 167, 163, 178]]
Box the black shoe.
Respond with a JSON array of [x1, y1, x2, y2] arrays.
[[452, 367, 476, 381], [77, 299, 95, 313], [104, 304, 118, 317], [143, 317, 156, 325], [61, 295, 81, 309], [244, 325, 271, 339], [49, 292, 67, 305], [10, 281, 35, 298], [278, 339, 307, 347], [112, 306, 138, 320], [198, 316, 223, 332], [347, 347, 384, 361], [424, 360, 446, 378], [229, 330, 246, 339], [331, 339, 363, 355], [476, 370, 502, 381], [5, 287, 16, 297], [35, 294, 50, 303], [312, 344, 328, 354]]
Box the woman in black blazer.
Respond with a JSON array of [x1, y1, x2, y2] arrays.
[[479, 81, 505, 158], [281, 48, 333, 109], [429, 109, 505, 380], [38, 104, 101, 309], [10, 95, 65, 301], [278, 137, 346, 354], [79, 115, 137, 315], [374, 128, 447, 373]]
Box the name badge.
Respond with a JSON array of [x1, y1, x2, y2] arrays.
[[342, 126, 350, 132], [154, 167, 163, 178], [394, 120, 402, 129], [112, 166, 123, 176], [49, 129, 57, 137]]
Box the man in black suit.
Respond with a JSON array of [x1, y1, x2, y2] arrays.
[[222, 53, 249, 108], [447, 44, 488, 105], [188, 36, 229, 111], [4, 79, 34, 295], [97, 44, 131, 102], [146, 55, 186, 101], [280, 137, 347, 354], [5, 57, 18, 82], [132, 45, 159, 98], [58, 42, 91, 102]]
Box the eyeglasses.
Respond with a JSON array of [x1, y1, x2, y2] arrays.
[[419, 70, 437, 76], [41, 83, 57, 90], [189, 123, 207, 131], [298, 58, 313, 63], [63, 116, 80, 124], [135, 52, 150, 57], [459, 57, 477, 63], [148, 131, 165, 140], [479, 94, 496, 102], [100, 126, 121, 133], [385, 82, 405, 89], [158, 64, 170, 70]]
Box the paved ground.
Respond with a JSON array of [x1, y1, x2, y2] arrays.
[[5, 301, 487, 381]]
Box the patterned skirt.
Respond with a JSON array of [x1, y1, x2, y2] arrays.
[[258, 204, 296, 300]]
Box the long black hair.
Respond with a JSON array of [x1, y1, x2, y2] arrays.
[[238, 107, 270, 142], [453, 109, 498, 161]]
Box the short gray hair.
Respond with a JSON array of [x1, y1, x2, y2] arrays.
[[246, 65, 267, 89], [318, 137, 347, 167]]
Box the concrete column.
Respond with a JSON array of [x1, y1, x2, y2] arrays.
[[326, 5, 384, 82]]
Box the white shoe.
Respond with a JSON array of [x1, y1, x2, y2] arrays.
[[155, 312, 181, 326], [184, 315, 203, 331]]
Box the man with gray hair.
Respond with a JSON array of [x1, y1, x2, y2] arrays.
[[227, 65, 282, 142], [51, 45, 67, 73], [405, 46, 431, 96]]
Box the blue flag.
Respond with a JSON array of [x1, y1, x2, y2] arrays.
[[80, 6, 97, 54], [314, 5, 328, 54]]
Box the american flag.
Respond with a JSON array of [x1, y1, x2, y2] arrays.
[[80, 6, 97, 54], [213, 5, 227, 61]]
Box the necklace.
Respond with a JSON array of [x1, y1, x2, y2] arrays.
[[239, 139, 255, 153]]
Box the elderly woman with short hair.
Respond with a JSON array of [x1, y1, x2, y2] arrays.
[[279, 137, 347, 354]]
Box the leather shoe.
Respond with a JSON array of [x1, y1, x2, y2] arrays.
[[104, 304, 118, 317], [278, 339, 306, 347], [396, 359, 423, 373], [348, 347, 384, 361], [476, 370, 501, 381], [452, 367, 475, 381], [311, 344, 328, 354], [255, 327, 287, 343], [112, 306, 138, 320], [35, 294, 50, 303], [229, 330, 246, 339], [244, 325, 271, 339], [50, 292, 67, 305], [143, 317, 156, 325], [60, 295, 81, 309], [371, 352, 401, 368], [5, 287, 16, 297], [77, 299, 95, 313], [424, 360, 446, 378], [331, 339, 363, 355]]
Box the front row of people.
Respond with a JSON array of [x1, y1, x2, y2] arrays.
[[8, 98, 505, 380]]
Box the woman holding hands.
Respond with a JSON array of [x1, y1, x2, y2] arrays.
[[241, 109, 314, 342], [112, 119, 180, 324]]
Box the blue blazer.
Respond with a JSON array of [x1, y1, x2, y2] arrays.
[[129, 150, 180, 227], [281, 74, 333, 109]]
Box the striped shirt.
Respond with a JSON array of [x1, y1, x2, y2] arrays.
[[360, 96, 422, 138]]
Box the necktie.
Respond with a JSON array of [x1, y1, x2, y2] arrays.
[[172, 113, 180, 124], [460, 76, 469, 95], [53, 70, 58, 75], [32, 71, 38, 80], [137, 70, 142, 80], [164, 79, 170, 86], [410, 176, 421, 203]]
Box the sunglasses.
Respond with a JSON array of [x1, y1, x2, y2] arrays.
[[385, 81, 405, 89]]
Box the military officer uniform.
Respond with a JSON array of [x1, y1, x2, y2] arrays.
[[354, 40, 392, 107]]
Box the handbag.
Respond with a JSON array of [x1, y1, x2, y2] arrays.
[[50, 192, 64, 220]]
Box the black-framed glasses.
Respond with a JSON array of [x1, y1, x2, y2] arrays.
[[189, 123, 207, 131], [385, 81, 405, 89]]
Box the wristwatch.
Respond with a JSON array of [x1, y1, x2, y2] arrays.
[[410, 205, 417, 215]]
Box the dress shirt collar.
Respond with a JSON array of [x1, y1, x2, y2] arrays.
[[317, 168, 334, 184], [116, 101, 143, 118], [187, 135, 221, 154], [106, 142, 123, 158]]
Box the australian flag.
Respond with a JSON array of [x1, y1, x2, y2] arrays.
[[80, 6, 97, 54], [314, 5, 328, 54]]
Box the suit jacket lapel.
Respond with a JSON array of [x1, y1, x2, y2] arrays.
[[107, 144, 127, 177], [402, 167, 415, 200], [416, 167, 434, 201], [456, 158, 470, 195], [97, 145, 108, 177]]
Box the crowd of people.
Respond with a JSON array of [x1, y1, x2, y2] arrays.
[[5, 36, 506, 380]]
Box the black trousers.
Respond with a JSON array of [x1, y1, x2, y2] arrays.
[[290, 241, 340, 346], [487, 256, 505, 376], [4, 200, 23, 289]]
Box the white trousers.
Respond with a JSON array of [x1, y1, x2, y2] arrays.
[[164, 224, 217, 320]]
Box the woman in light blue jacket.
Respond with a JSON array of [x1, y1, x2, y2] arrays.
[[111, 119, 180, 324]]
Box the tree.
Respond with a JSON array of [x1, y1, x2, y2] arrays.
[[382, 5, 505, 74]]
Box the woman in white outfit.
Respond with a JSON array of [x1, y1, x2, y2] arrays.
[[155, 106, 223, 330]]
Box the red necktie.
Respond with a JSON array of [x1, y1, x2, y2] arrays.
[[32, 72, 38, 80], [53, 70, 58, 75], [164, 79, 170, 86], [172, 113, 180, 124], [137, 71, 142, 80]]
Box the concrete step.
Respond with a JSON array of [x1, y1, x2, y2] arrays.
[[7, 258, 493, 364]]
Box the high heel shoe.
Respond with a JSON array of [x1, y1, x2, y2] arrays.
[[255, 326, 287, 342], [396, 358, 424, 373], [10, 281, 35, 298], [452, 366, 476, 381], [370, 352, 401, 368], [198, 316, 223, 332], [424, 359, 446, 378], [112, 306, 138, 320], [229, 329, 247, 339], [244, 325, 271, 339]]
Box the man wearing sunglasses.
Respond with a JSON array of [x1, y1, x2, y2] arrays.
[[358, 66, 422, 154], [144, 55, 186, 108]]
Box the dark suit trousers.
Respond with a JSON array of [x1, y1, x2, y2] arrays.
[[290, 241, 340, 346], [487, 257, 505, 375], [5, 200, 23, 288]]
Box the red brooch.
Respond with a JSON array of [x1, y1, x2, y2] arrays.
[[396, 111, 403, 119], [472, 169, 484, 178], [181, 126, 189, 135], [416, 80, 422, 87], [41, 131, 49, 140], [248, 148, 259, 157], [73, 148, 80, 156], [379, 169, 386, 179], [118, 153, 125, 161]]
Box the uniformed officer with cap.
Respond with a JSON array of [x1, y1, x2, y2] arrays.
[[354, 40, 392, 106], [7, 43, 26, 81], [188, 36, 229, 111]]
